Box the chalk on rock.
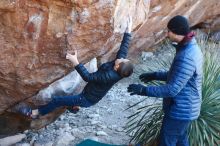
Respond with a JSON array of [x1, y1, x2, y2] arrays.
[[56, 32, 64, 38]]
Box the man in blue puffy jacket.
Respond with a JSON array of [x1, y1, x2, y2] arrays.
[[128, 15, 203, 146], [20, 16, 134, 118]]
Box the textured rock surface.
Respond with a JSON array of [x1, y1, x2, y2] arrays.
[[130, 0, 220, 53], [0, 0, 148, 135], [0, 0, 219, 135], [0, 0, 147, 114]]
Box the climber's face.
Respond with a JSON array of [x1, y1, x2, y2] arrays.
[[114, 58, 129, 71], [167, 29, 185, 43], [167, 29, 177, 42]]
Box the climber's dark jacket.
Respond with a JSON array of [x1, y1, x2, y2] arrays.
[[75, 33, 131, 104]]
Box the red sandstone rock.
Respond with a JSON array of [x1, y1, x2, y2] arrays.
[[0, 0, 219, 135], [0, 0, 148, 135], [131, 0, 220, 53]]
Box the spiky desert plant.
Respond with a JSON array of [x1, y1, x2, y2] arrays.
[[189, 34, 220, 146], [126, 32, 220, 146]]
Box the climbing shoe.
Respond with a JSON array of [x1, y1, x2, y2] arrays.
[[67, 106, 80, 114], [17, 104, 39, 119]]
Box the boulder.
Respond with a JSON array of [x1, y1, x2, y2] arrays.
[[0, 0, 219, 136], [130, 0, 220, 53], [0, 0, 148, 135]]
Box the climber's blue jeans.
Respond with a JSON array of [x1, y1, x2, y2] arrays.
[[159, 115, 191, 146], [38, 94, 93, 116]]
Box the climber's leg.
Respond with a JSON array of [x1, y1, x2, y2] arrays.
[[38, 94, 92, 116]]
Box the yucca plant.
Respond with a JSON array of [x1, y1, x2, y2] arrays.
[[126, 32, 220, 146]]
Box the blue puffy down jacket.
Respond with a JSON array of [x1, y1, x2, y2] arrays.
[[145, 38, 203, 120]]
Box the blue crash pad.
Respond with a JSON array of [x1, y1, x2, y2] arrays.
[[76, 139, 127, 146]]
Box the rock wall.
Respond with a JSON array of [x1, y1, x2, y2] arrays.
[[131, 0, 220, 53], [0, 0, 148, 113], [0, 0, 149, 135], [0, 0, 220, 135]]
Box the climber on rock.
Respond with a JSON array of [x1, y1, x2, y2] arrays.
[[19, 15, 134, 119]]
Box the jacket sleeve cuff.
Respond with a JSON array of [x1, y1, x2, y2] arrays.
[[144, 86, 151, 97], [75, 63, 84, 73], [124, 32, 132, 38], [140, 86, 147, 96], [75, 63, 83, 68]]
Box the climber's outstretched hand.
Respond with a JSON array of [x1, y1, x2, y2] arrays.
[[66, 50, 79, 66]]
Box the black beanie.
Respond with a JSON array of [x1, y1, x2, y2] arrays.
[[167, 15, 190, 36]]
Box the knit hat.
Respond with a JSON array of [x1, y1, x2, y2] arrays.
[[167, 15, 190, 36]]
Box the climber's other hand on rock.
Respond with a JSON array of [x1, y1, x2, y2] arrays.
[[66, 50, 79, 66]]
